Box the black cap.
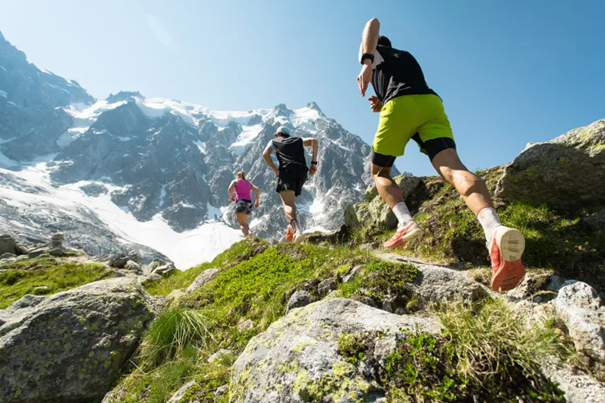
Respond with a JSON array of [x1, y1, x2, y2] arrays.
[[377, 35, 392, 48]]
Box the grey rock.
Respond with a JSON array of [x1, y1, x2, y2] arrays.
[[79, 183, 109, 197], [167, 380, 197, 403], [414, 263, 489, 304], [231, 298, 439, 403], [541, 358, 605, 403], [49, 247, 64, 257], [0, 277, 154, 403], [125, 260, 142, 273], [146, 259, 167, 274], [584, 210, 605, 231], [555, 281, 605, 363], [317, 277, 338, 297], [496, 119, 605, 212], [27, 248, 49, 259], [109, 253, 129, 269], [208, 349, 233, 363], [0, 234, 17, 255], [127, 250, 141, 264], [152, 263, 178, 277], [185, 268, 219, 294], [342, 265, 363, 283], [50, 232, 64, 248], [287, 290, 314, 312], [0, 252, 16, 259], [547, 274, 570, 292], [237, 319, 254, 331]]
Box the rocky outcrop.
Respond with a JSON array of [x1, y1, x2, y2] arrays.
[[0, 277, 155, 403], [555, 281, 605, 364], [230, 298, 439, 403], [496, 119, 605, 212], [345, 175, 439, 231]]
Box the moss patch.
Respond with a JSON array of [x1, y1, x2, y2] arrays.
[[0, 258, 114, 309]]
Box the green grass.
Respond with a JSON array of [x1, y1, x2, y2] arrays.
[[337, 298, 573, 402], [112, 241, 376, 402], [144, 240, 268, 296], [139, 307, 214, 368], [104, 347, 199, 403], [0, 258, 115, 309], [337, 259, 418, 312]]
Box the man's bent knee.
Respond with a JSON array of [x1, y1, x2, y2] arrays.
[[454, 172, 485, 198]]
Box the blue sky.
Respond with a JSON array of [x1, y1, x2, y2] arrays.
[[1, 0, 604, 175]]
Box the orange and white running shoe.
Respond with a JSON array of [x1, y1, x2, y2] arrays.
[[284, 225, 294, 242], [383, 221, 424, 249], [489, 226, 526, 292]]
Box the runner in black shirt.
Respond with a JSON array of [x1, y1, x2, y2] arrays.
[[263, 126, 319, 243]]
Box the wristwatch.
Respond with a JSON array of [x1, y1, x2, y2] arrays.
[[360, 53, 374, 65]]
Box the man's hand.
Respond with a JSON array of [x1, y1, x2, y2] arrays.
[[357, 60, 372, 97], [369, 95, 383, 113], [230, 195, 235, 202], [309, 164, 318, 176], [273, 168, 279, 178], [254, 201, 260, 209]]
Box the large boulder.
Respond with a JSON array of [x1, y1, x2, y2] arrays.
[[554, 281, 605, 364], [0, 277, 155, 403], [230, 298, 439, 403], [496, 119, 605, 211]]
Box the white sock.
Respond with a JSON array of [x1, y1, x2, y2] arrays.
[[477, 207, 502, 245], [392, 202, 413, 227]]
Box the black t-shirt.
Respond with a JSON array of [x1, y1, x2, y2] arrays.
[[370, 45, 438, 104], [270, 136, 308, 170]]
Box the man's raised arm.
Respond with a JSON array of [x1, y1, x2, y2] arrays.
[[303, 137, 319, 175], [357, 18, 380, 97]]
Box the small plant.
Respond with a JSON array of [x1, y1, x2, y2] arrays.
[[139, 307, 214, 368]]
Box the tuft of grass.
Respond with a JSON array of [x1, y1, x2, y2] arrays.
[[338, 298, 572, 402], [0, 259, 114, 309], [104, 347, 199, 403], [139, 306, 214, 368], [436, 298, 573, 386]]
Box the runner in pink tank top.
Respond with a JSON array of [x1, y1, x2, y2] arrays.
[[234, 178, 252, 201], [228, 171, 261, 239]]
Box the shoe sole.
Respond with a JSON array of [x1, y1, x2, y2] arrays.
[[383, 227, 424, 249], [496, 227, 525, 262], [294, 234, 306, 244], [491, 228, 526, 292]]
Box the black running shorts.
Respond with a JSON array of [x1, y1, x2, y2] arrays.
[[276, 166, 308, 197], [371, 136, 457, 168], [235, 199, 253, 215]]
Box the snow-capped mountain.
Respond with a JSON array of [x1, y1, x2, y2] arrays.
[[0, 30, 388, 268]]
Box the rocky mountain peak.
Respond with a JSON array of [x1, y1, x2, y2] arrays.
[[272, 103, 293, 118], [306, 101, 322, 114], [106, 91, 143, 104]]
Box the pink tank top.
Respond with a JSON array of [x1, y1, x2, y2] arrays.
[[234, 178, 252, 201]]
